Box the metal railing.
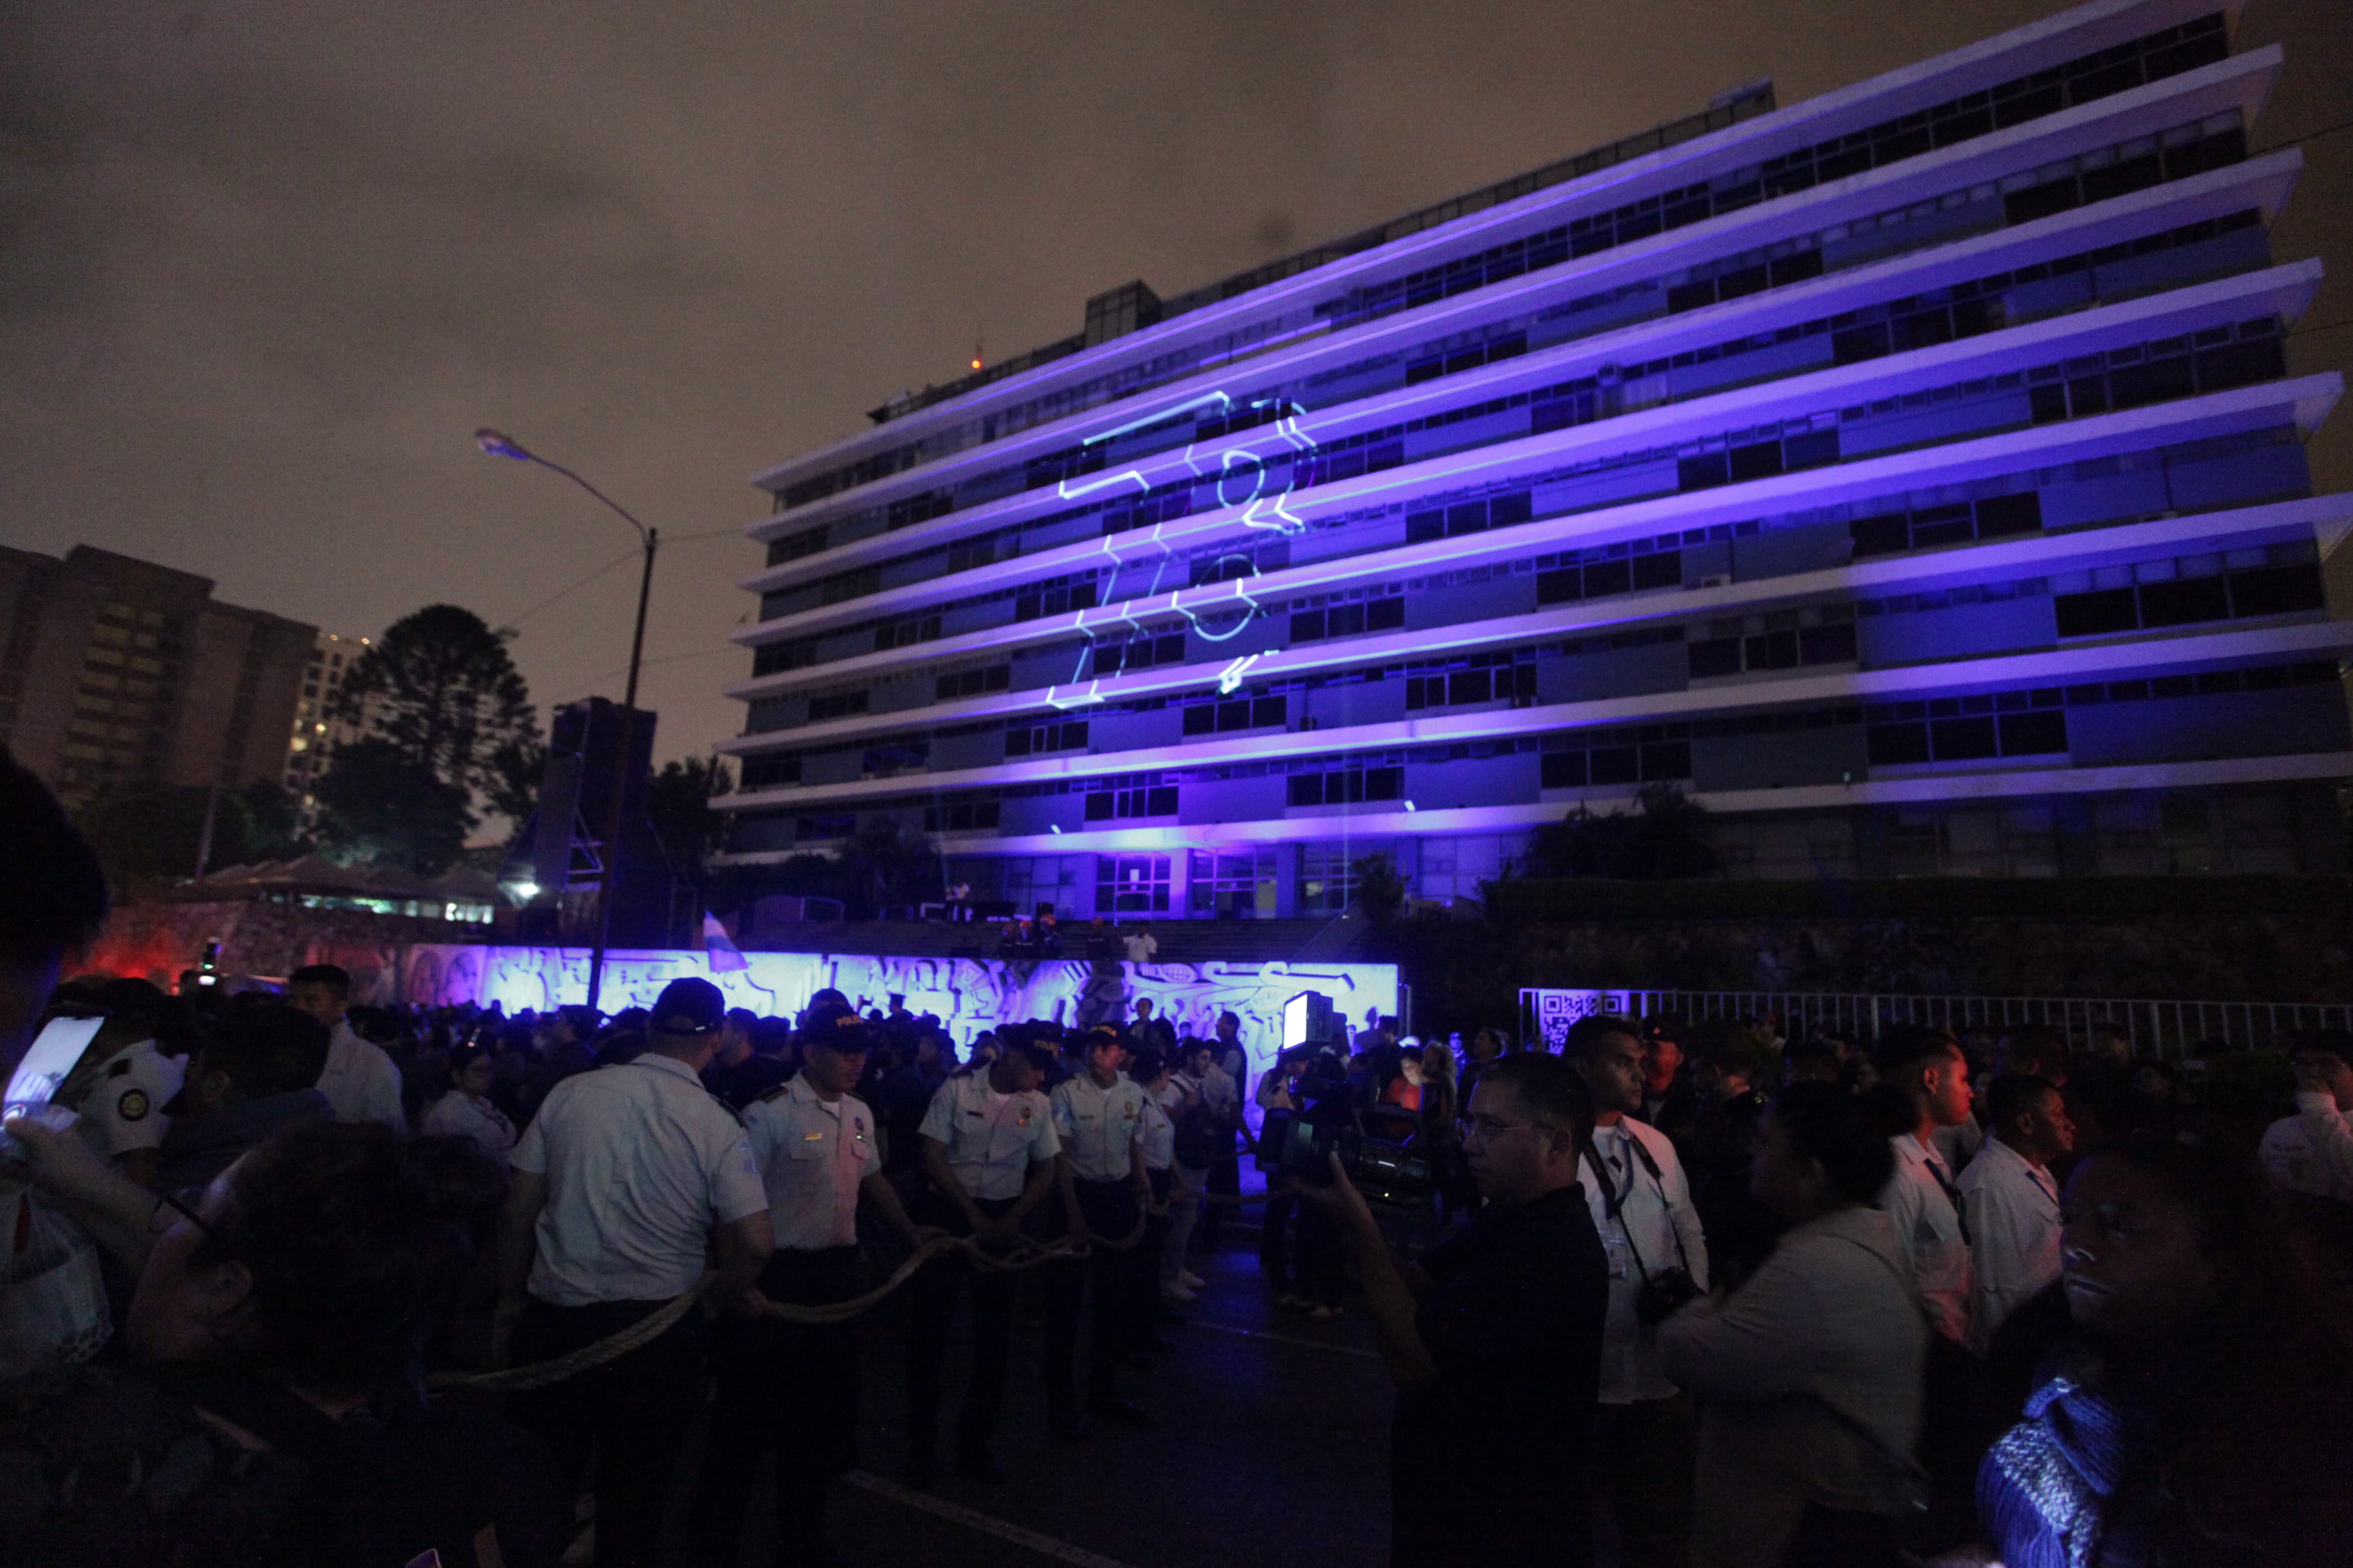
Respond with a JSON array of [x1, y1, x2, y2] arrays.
[[1519, 987, 2353, 1059]]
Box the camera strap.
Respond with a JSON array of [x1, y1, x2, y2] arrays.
[[1584, 1128, 1695, 1281]]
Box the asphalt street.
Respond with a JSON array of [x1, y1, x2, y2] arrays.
[[670, 1223, 1399, 1568]]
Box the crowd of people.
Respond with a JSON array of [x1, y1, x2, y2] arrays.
[[5, 748, 2353, 1567]]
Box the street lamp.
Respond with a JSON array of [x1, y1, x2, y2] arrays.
[[476, 427, 657, 1012]]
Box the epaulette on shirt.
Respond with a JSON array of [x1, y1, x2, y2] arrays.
[[754, 1082, 795, 1106]]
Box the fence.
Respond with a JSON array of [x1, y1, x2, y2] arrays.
[[1519, 987, 2353, 1059]]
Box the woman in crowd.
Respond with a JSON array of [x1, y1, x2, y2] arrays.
[[1935, 1133, 2353, 1567], [0, 1116, 566, 1567], [420, 1042, 519, 1157], [1657, 1082, 1928, 1568]]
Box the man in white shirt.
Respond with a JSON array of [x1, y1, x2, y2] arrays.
[[1045, 1026, 1153, 1436], [691, 1014, 928, 1568], [285, 964, 406, 1134], [1873, 1027, 1976, 1347], [68, 978, 187, 1189], [495, 978, 774, 1568], [906, 1040, 1061, 1484], [1565, 1014, 1710, 1568], [2261, 1036, 2353, 1205], [1958, 1073, 2074, 1354], [1122, 922, 1158, 964]]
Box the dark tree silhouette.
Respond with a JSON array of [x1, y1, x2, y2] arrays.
[[337, 605, 536, 798]]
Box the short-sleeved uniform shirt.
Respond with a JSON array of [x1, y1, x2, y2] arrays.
[[1398, 1183, 1609, 1565], [510, 1053, 768, 1306], [917, 1071, 1059, 1201], [1049, 1073, 1149, 1182], [77, 1040, 184, 1161], [744, 1073, 881, 1250], [1137, 1091, 1175, 1172]]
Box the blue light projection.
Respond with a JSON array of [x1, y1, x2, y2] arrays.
[[1042, 390, 1320, 702]]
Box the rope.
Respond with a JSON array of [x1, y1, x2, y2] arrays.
[[433, 1202, 1156, 1391]]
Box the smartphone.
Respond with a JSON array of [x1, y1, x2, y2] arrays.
[[7, 1015, 102, 1113]]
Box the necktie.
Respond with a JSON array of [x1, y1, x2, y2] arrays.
[[1926, 1154, 1971, 1245]]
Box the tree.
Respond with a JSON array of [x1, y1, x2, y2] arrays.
[[74, 780, 307, 890], [1350, 849, 1410, 926], [311, 737, 471, 874], [837, 816, 941, 918], [484, 735, 549, 836], [337, 605, 536, 798], [1524, 784, 1720, 880], [646, 755, 734, 886]]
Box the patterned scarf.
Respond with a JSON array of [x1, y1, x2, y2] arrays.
[[1980, 1376, 2135, 1568]]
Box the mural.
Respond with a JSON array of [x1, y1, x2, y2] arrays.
[[402, 944, 1399, 1095]]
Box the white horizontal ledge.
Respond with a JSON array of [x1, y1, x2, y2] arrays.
[[717, 493, 2349, 757], [716, 617, 2353, 813]]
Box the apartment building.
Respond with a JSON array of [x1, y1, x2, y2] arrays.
[[713, 0, 2350, 918], [0, 545, 316, 810]]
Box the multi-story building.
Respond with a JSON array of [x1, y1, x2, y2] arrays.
[[713, 0, 2350, 920], [0, 545, 316, 810], [281, 629, 373, 821]]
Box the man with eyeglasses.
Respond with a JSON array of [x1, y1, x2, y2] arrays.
[[1564, 1014, 1710, 1568], [1299, 1050, 1608, 1567]]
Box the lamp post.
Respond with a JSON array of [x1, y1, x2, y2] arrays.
[[476, 427, 657, 1012]]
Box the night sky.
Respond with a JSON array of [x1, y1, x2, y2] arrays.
[[5, 1, 2346, 810]]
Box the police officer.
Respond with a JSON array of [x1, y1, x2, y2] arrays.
[[1044, 1025, 1153, 1437], [494, 978, 773, 1568], [904, 1040, 1061, 1484], [690, 1012, 932, 1567]]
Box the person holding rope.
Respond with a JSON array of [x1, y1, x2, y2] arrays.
[[493, 978, 774, 1568], [690, 1005, 934, 1568], [1044, 1023, 1153, 1439], [904, 1039, 1062, 1485]]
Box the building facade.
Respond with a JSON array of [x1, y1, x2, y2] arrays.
[[714, 0, 2351, 919], [0, 545, 317, 810], [281, 629, 373, 823]]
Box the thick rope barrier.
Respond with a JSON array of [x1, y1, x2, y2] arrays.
[[433, 1197, 1166, 1394]]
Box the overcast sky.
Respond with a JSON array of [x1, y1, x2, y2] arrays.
[[5, 1, 2346, 803]]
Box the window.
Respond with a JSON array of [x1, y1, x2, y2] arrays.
[[1096, 854, 1171, 914], [885, 491, 952, 530], [1189, 849, 1277, 918], [936, 665, 1011, 700], [1403, 331, 1527, 386], [874, 615, 941, 652], [2028, 321, 2283, 426], [1091, 633, 1188, 677], [1298, 843, 1363, 915], [740, 755, 800, 790], [1182, 694, 1286, 735], [2053, 559, 2324, 638], [795, 814, 855, 841], [1867, 696, 2068, 766], [1015, 572, 1100, 621], [1084, 784, 1179, 820], [1679, 427, 1840, 491], [923, 800, 1001, 832], [1405, 490, 1533, 545], [1404, 653, 1537, 711], [1687, 617, 1856, 679], [807, 690, 868, 722], [765, 526, 829, 567], [1851, 491, 2044, 558], [1540, 732, 1693, 788], [1006, 719, 1089, 756], [1537, 547, 1682, 606], [1291, 595, 1404, 642], [1287, 766, 1404, 807]]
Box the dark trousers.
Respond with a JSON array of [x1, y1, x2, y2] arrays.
[[1043, 1178, 1143, 1415], [510, 1295, 708, 1568], [1140, 1168, 1174, 1325], [1200, 1153, 1240, 1244], [1592, 1394, 1694, 1568], [689, 1247, 861, 1568], [1260, 1190, 1296, 1291], [905, 1194, 1019, 1457]]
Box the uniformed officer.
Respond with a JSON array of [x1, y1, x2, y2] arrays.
[[64, 978, 187, 1189], [494, 978, 773, 1568], [904, 1040, 1061, 1484], [1043, 1025, 1153, 1436], [689, 1014, 931, 1567]]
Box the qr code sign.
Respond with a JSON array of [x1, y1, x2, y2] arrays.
[[1528, 989, 1622, 1048]]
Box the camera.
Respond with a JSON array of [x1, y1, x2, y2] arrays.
[[1635, 1267, 1703, 1325], [1256, 1052, 1432, 1208]]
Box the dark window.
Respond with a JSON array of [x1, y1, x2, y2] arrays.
[[1632, 550, 1683, 590], [1449, 669, 1493, 705], [1536, 567, 1581, 606], [1783, 429, 1841, 470], [2054, 588, 2140, 638], [1406, 509, 1446, 545], [1799, 623, 1858, 664], [1290, 610, 1326, 642], [1868, 723, 1932, 765], [2136, 576, 2230, 628], [2005, 179, 2081, 225], [1639, 742, 1692, 781], [1589, 746, 1640, 785], [2193, 336, 2285, 392], [1687, 638, 1742, 679], [1833, 323, 1891, 366], [2229, 564, 2325, 617], [1973, 493, 2043, 537], [1910, 505, 1976, 548], [1367, 596, 1405, 631], [1998, 710, 2069, 755], [1583, 560, 1632, 597], [1329, 603, 1367, 637], [1678, 453, 1730, 491], [1743, 629, 1800, 670], [1728, 441, 1786, 482], [1851, 514, 1911, 558], [1931, 716, 2000, 760], [1287, 774, 1322, 807], [1540, 751, 1587, 789], [2108, 355, 2195, 411]]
